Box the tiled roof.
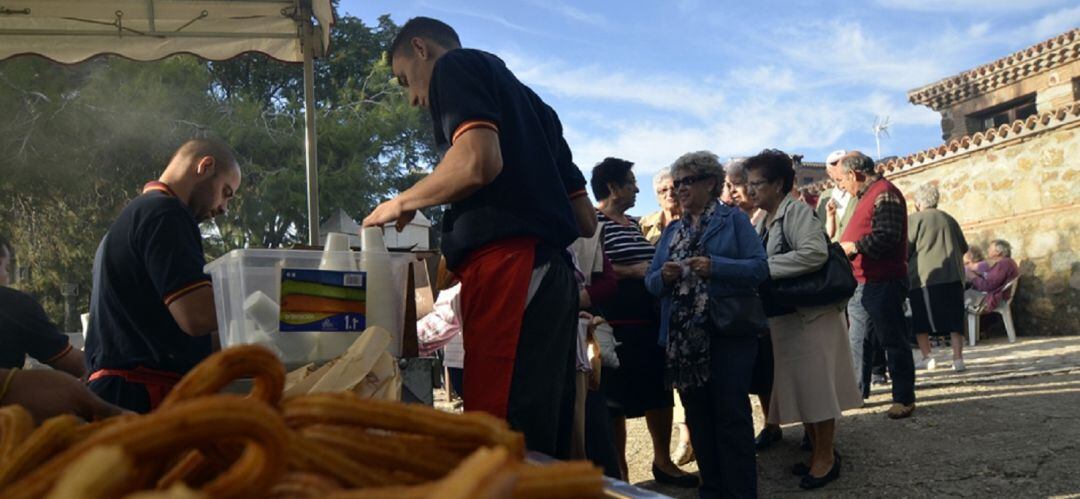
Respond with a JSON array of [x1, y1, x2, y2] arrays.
[[804, 102, 1080, 194], [907, 28, 1080, 111]]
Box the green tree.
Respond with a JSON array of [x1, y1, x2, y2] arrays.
[[0, 14, 437, 326]]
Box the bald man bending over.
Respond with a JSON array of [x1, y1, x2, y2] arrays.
[[85, 138, 241, 413]]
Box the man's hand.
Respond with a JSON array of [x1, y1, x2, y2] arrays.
[[687, 256, 711, 278], [826, 199, 838, 216], [840, 241, 858, 258], [2, 369, 127, 423], [363, 198, 416, 231], [661, 262, 682, 284]]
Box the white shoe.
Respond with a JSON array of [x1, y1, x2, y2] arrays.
[[914, 357, 937, 371], [953, 359, 966, 372]]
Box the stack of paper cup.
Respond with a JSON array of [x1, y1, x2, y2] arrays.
[[361, 227, 388, 252], [320, 232, 359, 271], [360, 227, 399, 355]]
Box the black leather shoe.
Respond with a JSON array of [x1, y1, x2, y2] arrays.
[[799, 453, 841, 490], [791, 462, 811, 476], [652, 464, 700, 488], [754, 426, 783, 450]]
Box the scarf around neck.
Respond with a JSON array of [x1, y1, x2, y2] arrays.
[[665, 200, 720, 390]]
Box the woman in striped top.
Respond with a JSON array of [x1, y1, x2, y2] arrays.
[[591, 158, 696, 488]]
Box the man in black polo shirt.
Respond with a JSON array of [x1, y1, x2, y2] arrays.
[[85, 138, 240, 413], [0, 236, 86, 378], [364, 17, 597, 457]]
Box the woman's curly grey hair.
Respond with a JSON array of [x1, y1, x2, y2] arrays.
[[915, 183, 940, 209], [990, 239, 1012, 258], [670, 151, 725, 197], [652, 169, 672, 192], [724, 157, 748, 182]]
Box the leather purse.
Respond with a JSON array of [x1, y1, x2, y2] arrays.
[[708, 292, 768, 337], [765, 222, 857, 307]]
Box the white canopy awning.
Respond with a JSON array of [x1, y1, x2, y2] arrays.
[[0, 0, 333, 244], [0, 0, 332, 63]]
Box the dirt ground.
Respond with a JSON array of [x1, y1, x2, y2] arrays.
[[621, 336, 1080, 498]]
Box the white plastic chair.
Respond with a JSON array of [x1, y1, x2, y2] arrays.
[[967, 276, 1019, 346]]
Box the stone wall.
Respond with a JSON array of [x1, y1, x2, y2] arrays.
[[886, 120, 1080, 336]]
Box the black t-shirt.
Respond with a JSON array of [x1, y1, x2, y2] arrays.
[[0, 287, 71, 369], [429, 48, 588, 270], [84, 183, 212, 375]]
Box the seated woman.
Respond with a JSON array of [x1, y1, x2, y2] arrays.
[[965, 239, 1019, 313], [646, 151, 768, 498], [744, 150, 862, 490]]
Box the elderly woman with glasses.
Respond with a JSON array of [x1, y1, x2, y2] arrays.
[[724, 157, 783, 451], [646, 151, 768, 498], [640, 171, 680, 244], [590, 157, 695, 487], [745, 149, 862, 490]]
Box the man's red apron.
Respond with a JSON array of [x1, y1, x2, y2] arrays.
[[88, 366, 182, 410], [456, 237, 538, 419]]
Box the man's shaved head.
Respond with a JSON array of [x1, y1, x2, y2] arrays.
[[171, 138, 238, 174]]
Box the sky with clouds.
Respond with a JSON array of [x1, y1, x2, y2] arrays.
[[339, 0, 1080, 216]]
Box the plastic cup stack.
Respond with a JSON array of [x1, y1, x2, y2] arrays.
[[320, 232, 359, 271]]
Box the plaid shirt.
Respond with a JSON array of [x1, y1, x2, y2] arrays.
[[854, 178, 905, 260]]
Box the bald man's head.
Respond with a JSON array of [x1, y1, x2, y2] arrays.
[[171, 138, 238, 172], [163, 138, 241, 222]]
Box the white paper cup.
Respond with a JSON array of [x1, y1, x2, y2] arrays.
[[80, 313, 91, 339], [325, 232, 351, 252], [244, 290, 280, 333], [361, 227, 387, 252]]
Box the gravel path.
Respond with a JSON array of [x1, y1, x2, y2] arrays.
[[622, 336, 1080, 498]]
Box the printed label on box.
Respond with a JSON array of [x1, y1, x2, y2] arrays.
[[280, 268, 367, 332]]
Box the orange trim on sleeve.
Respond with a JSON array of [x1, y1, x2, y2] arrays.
[[568, 189, 588, 200], [452, 120, 499, 144], [45, 343, 74, 364], [163, 280, 212, 306]]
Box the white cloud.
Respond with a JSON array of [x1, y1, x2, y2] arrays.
[[1027, 6, 1080, 39], [502, 53, 726, 120], [420, 3, 548, 36], [876, 0, 1066, 12], [531, 0, 608, 26]]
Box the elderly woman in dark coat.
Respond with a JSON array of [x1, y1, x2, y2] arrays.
[[646, 151, 769, 498]]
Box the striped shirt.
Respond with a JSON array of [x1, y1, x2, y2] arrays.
[[597, 210, 655, 265]]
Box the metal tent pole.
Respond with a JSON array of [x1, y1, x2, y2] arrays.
[[302, 11, 319, 245]]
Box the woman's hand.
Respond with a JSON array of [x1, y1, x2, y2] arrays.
[[687, 256, 711, 278], [661, 262, 682, 284], [826, 199, 838, 216]]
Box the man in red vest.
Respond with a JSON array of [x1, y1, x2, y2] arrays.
[[835, 151, 916, 419]]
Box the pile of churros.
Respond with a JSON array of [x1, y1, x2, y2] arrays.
[[0, 345, 605, 499]]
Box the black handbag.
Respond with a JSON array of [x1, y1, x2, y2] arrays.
[[764, 219, 857, 307], [708, 292, 768, 337]]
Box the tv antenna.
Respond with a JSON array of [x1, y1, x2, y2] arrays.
[[872, 115, 891, 160]]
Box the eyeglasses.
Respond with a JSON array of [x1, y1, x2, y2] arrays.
[[746, 179, 772, 191], [673, 174, 712, 189]]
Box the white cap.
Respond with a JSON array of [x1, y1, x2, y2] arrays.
[[825, 150, 847, 165]]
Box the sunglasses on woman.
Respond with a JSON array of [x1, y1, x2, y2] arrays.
[[672, 174, 712, 189]]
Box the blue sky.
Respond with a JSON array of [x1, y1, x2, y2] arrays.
[[339, 0, 1079, 216]]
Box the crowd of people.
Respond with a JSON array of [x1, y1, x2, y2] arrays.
[[0, 14, 1027, 499]]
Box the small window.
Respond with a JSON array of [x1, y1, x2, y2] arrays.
[[968, 94, 1037, 133]]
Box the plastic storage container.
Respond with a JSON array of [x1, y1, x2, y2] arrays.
[[204, 248, 413, 365]]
